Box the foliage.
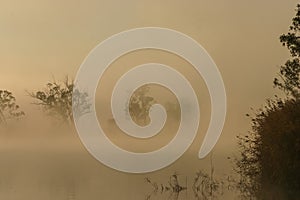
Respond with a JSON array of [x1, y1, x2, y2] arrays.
[[235, 130, 261, 199], [236, 98, 300, 199], [261, 98, 300, 199], [274, 4, 300, 99], [236, 4, 300, 199], [30, 77, 90, 124], [0, 90, 24, 125], [129, 86, 155, 125]]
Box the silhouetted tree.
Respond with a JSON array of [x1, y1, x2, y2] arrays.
[[235, 130, 261, 199], [236, 4, 300, 199], [274, 4, 300, 99], [237, 98, 300, 199], [259, 98, 300, 199], [0, 90, 24, 125], [128, 86, 155, 125], [30, 77, 90, 124]]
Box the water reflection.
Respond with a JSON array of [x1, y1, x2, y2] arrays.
[[145, 173, 187, 200], [145, 169, 235, 200]]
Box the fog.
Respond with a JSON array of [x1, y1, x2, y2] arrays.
[[0, 0, 299, 199]]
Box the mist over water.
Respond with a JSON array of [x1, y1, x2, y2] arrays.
[[0, 110, 235, 200], [0, 53, 235, 199]]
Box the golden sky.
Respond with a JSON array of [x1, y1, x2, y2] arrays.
[[1, 0, 298, 142]]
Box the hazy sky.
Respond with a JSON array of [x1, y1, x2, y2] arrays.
[[1, 0, 298, 140]]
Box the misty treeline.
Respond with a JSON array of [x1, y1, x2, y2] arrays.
[[28, 77, 91, 124], [0, 79, 174, 126], [235, 4, 300, 199], [0, 77, 92, 126]]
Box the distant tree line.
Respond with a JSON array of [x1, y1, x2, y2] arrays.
[[0, 77, 91, 126]]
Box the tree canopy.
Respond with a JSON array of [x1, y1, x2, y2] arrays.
[[0, 90, 24, 125], [236, 4, 300, 199], [274, 4, 300, 99], [30, 77, 91, 124]]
